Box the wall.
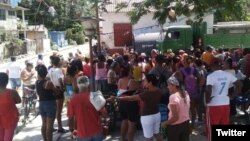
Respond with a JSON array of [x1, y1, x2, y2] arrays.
[[49, 31, 68, 47], [101, 12, 158, 48], [25, 38, 51, 54], [101, 12, 214, 48], [0, 43, 4, 61], [27, 31, 45, 40], [25, 39, 36, 55], [43, 38, 51, 53]]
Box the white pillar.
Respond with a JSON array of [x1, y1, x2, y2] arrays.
[[22, 9, 26, 39]]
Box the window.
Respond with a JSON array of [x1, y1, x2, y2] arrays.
[[0, 9, 6, 20], [166, 31, 180, 39], [8, 10, 15, 17]]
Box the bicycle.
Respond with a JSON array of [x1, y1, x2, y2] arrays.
[[22, 87, 38, 124], [235, 92, 250, 124], [103, 93, 119, 135]]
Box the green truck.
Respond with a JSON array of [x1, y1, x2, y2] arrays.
[[157, 22, 250, 53]]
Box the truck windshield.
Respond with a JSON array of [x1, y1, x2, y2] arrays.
[[166, 31, 180, 39]]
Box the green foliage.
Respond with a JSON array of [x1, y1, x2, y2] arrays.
[[17, 22, 25, 30], [5, 38, 25, 56], [71, 23, 83, 33], [51, 42, 59, 50], [116, 0, 249, 25], [65, 29, 73, 41], [213, 0, 249, 22], [19, 0, 94, 31], [115, 2, 128, 13], [74, 32, 85, 45], [65, 23, 85, 45], [68, 39, 77, 45], [5, 38, 23, 48]]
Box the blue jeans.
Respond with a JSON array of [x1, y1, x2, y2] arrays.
[[9, 78, 21, 89], [77, 133, 103, 141]]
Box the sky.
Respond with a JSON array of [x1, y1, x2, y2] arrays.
[[10, 0, 21, 8]]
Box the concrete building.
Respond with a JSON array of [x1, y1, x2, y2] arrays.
[[0, 0, 28, 42], [26, 25, 51, 54], [100, 0, 214, 49]]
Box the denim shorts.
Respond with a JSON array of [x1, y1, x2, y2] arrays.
[[39, 100, 56, 119], [77, 133, 103, 141], [9, 78, 21, 89]]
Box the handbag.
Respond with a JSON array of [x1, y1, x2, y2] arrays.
[[90, 90, 106, 111]]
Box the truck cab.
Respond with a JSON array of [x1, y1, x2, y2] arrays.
[[157, 25, 193, 53]]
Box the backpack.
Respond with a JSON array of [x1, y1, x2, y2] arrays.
[[181, 67, 198, 95]]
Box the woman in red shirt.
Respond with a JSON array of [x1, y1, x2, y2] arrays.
[[0, 73, 21, 141]]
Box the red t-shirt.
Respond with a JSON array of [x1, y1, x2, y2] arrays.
[[67, 93, 102, 138], [0, 89, 19, 128], [83, 64, 91, 78]]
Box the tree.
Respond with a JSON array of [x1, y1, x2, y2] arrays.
[[19, 0, 94, 31], [213, 0, 249, 22], [115, 0, 249, 25]]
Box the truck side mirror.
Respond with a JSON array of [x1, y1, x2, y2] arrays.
[[167, 33, 172, 38]]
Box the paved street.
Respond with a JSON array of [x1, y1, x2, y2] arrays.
[[13, 106, 208, 141]]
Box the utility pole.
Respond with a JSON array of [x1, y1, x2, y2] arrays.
[[95, 0, 101, 53]]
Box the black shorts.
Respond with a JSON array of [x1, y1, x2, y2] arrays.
[[119, 101, 139, 123], [167, 120, 190, 141]]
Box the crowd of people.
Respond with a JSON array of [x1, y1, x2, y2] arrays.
[[0, 45, 250, 141]]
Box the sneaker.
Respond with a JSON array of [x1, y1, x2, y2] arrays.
[[57, 128, 68, 133]]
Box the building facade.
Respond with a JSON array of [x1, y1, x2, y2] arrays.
[[0, 0, 27, 42], [100, 0, 214, 49]]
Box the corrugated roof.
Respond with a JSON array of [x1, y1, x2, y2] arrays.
[[105, 0, 145, 13]]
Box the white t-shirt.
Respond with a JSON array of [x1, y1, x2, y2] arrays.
[[224, 69, 236, 88], [47, 67, 64, 87], [7, 62, 22, 78], [206, 70, 237, 106]]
